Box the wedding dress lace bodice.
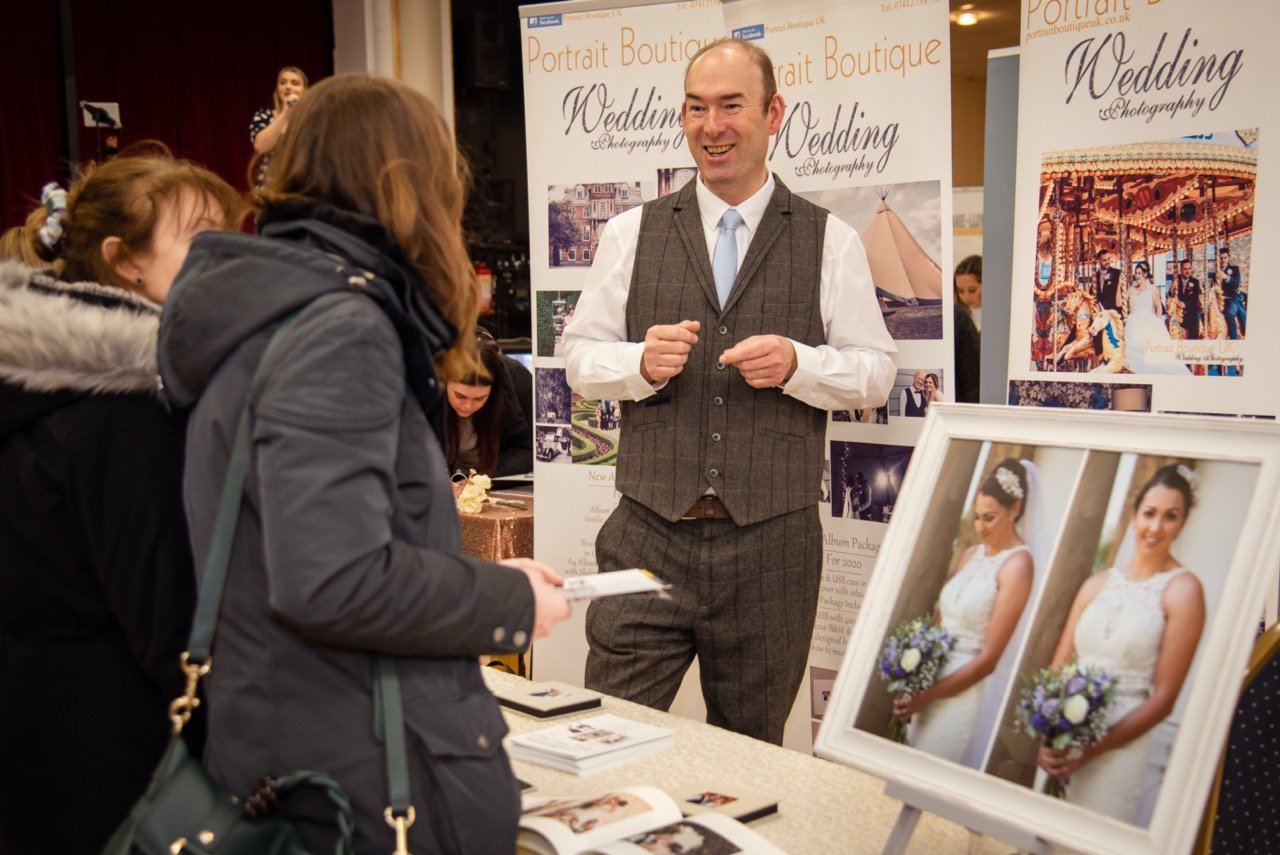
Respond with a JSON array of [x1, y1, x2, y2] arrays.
[[909, 543, 1030, 766], [1073, 566, 1189, 698], [1065, 565, 1192, 825], [1125, 285, 1189, 375], [1128, 285, 1158, 322], [937, 544, 1030, 658]]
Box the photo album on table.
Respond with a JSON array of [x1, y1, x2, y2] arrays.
[[519, 786, 783, 855]]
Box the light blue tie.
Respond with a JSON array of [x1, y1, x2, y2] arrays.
[[712, 208, 743, 308]]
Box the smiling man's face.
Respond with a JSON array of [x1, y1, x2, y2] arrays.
[[681, 44, 784, 206]]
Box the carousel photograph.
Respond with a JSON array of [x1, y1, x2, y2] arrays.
[[1030, 132, 1256, 378]]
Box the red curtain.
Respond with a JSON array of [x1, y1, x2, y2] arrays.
[[0, 2, 67, 228], [1, 0, 334, 231]]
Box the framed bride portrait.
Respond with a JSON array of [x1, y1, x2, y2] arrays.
[[814, 403, 1280, 855]]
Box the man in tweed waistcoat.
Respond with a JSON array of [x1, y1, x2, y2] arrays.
[[563, 38, 896, 744]]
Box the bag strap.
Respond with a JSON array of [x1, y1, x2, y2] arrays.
[[377, 655, 415, 851], [169, 316, 301, 734], [188, 313, 299, 663], [171, 311, 414, 855]]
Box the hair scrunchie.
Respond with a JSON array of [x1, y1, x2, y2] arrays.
[[36, 182, 68, 261]]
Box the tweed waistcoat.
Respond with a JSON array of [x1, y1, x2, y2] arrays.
[[616, 178, 827, 526]]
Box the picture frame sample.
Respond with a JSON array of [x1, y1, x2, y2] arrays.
[[813, 403, 1280, 855]]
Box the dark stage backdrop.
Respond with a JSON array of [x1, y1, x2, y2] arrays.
[[0, 0, 333, 231]]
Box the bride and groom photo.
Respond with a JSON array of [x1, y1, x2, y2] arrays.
[[1030, 132, 1255, 379]]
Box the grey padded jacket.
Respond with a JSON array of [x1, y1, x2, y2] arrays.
[[159, 202, 534, 854]]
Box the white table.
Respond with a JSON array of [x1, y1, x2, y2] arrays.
[[485, 669, 1012, 854]]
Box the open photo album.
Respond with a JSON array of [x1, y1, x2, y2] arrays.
[[519, 786, 784, 855]]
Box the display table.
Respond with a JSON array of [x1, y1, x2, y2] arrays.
[[484, 669, 1011, 854], [458, 490, 534, 562], [460, 491, 534, 676]]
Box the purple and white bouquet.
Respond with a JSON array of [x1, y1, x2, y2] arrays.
[[1015, 659, 1116, 797], [876, 616, 954, 742]]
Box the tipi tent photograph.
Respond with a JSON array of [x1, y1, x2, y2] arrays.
[[803, 181, 945, 340]]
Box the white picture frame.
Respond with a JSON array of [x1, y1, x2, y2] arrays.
[[814, 403, 1280, 855]]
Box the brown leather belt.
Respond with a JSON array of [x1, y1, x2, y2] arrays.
[[680, 495, 732, 520]]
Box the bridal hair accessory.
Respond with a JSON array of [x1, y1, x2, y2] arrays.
[[454, 469, 493, 514], [995, 466, 1024, 500], [36, 182, 68, 261], [1175, 463, 1198, 492]]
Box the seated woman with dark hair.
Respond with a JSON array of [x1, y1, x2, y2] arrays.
[[446, 332, 534, 477]]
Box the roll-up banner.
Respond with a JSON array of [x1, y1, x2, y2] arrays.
[[522, 0, 954, 750], [1008, 0, 1279, 418]]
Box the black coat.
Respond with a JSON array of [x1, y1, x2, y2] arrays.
[[496, 354, 534, 476], [953, 302, 981, 404], [0, 263, 198, 853], [1095, 266, 1121, 312]]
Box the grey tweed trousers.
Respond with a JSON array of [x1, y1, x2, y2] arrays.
[[584, 496, 823, 744]]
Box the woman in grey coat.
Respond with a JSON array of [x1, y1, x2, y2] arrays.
[[158, 75, 570, 853]]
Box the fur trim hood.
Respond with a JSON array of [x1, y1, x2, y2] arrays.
[[0, 261, 163, 437]]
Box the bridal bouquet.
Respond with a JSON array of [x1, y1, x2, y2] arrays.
[[876, 616, 954, 742], [1015, 659, 1116, 797]]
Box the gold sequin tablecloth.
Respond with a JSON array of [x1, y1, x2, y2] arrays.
[[459, 492, 534, 561], [484, 669, 1011, 855], [461, 491, 534, 676]]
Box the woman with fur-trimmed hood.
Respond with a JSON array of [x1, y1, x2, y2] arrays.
[[0, 153, 241, 853]]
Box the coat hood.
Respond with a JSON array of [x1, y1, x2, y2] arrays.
[[159, 201, 456, 411], [0, 261, 162, 438]]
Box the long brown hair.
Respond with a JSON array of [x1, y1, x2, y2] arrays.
[[445, 335, 508, 475], [256, 74, 481, 379], [0, 206, 52, 266], [58, 143, 245, 289]]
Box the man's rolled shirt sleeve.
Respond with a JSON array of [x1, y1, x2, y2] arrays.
[[562, 208, 660, 402], [782, 215, 897, 411]]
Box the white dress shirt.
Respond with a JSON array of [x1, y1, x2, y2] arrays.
[[563, 175, 898, 412]]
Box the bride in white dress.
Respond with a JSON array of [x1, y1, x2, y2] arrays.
[[895, 459, 1038, 767], [1125, 261, 1190, 375], [1038, 464, 1206, 825]]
